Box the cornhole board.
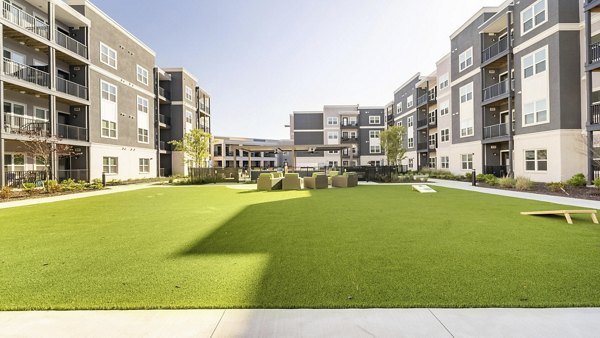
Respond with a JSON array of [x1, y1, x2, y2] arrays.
[[412, 185, 437, 193], [521, 210, 598, 225]]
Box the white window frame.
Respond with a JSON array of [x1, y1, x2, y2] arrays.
[[408, 137, 414, 148], [441, 129, 450, 142], [525, 149, 548, 172], [369, 130, 380, 139], [327, 117, 338, 126], [139, 158, 150, 174], [522, 46, 547, 79], [459, 47, 473, 72], [461, 154, 473, 170], [396, 102, 402, 113], [460, 82, 474, 104], [186, 111, 193, 125], [521, 0, 547, 36], [370, 145, 381, 154], [439, 102, 449, 116], [185, 86, 194, 101], [369, 116, 381, 125], [137, 96, 150, 144], [407, 116, 413, 127], [136, 65, 149, 85], [523, 98, 549, 127], [3, 153, 25, 171], [100, 42, 117, 69], [439, 73, 449, 90], [327, 132, 339, 140], [100, 80, 118, 139], [103, 157, 118, 174], [441, 156, 449, 169], [407, 95, 414, 109]]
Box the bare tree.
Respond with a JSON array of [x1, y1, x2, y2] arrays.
[[18, 127, 76, 183]]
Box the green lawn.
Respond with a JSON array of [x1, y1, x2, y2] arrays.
[[1, 185, 600, 310]]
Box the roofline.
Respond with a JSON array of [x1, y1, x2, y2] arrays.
[[436, 53, 451, 66], [450, 6, 500, 40], [359, 106, 385, 110], [66, 0, 156, 56], [213, 135, 292, 143], [161, 67, 199, 83], [393, 73, 421, 94]]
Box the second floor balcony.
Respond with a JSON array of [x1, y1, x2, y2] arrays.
[[483, 122, 511, 140], [57, 123, 88, 141], [341, 121, 358, 128], [159, 114, 171, 126], [56, 77, 88, 100], [482, 79, 509, 103], [341, 136, 358, 143], [55, 29, 88, 59], [482, 36, 509, 65], [591, 102, 600, 126], [417, 118, 428, 129], [4, 58, 49, 88], [3, 113, 50, 136], [417, 94, 428, 107]]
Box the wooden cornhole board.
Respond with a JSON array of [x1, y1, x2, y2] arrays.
[[521, 210, 599, 225], [412, 185, 437, 193]]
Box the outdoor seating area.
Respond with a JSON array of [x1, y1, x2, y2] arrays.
[[256, 170, 358, 191]]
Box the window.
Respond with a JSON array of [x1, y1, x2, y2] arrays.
[[428, 134, 437, 147], [460, 125, 474, 137], [328, 150, 339, 154], [407, 95, 414, 108], [369, 130, 380, 139], [370, 145, 381, 154], [408, 137, 414, 148], [523, 47, 547, 79], [460, 83, 473, 104], [459, 48, 473, 72], [327, 117, 338, 125], [441, 129, 450, 142], [328, 132, 339, 140], [461, 154, 473, 170], [523, 99, 548, 126], [525, 149, 547, 171], [185, 86, 193, 101], [369, 116, 381, 124], [439, 73, 449, 90], [138, 128, 149, 143], [439, 102, 449, 116], [35, 156, 45, 171], [103, 157, 118, 174], [137, 96, 150, 143], [3, 154, 25, 171], [139, 158, 150, 173], [100, 42, 117, 68], [137, 96, 149, 114], [428, 157, 437, 169], [441, 156, 449, 169], [407, 116, 413, 127], [396, 121, 403, 127], [101, 81, 117, 102], [186, 111, 193, 124], [396, 102, 402, 113], [522, 0, 546, 35], [408, 158, 414, 169], [102, 120, 117, 138], [136, 65, 149, 85], [100, 81, 118, 139]]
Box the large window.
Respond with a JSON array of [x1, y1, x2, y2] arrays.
[[407, 95, 414, 108], [369, 116, 381, 124], [100, 42, 117, 69], [407, 116, 413, 127], [101, 81, 117, 139], [522, 0, 546, 35], [441, 129, 450, 142], [136, 65, 149, 85], [185, 86, 193, 101], [523, 47, 547, 79], [370, 145, 381, 154], [408, 137, 414, 148], [441, 156, 449, 169], [460, 83, 473, 104], [4, 153, 25, 171], [525, 149, 547, 171], [328, 132, 339, 141], [461, 154, 473, 170], [101, 120, 117, 138], [396, 102, 402, 113], [101, 81, 117, 102], [439, 73, 449, 90], [369, 130, 380, 139], [137, 96, 149, 143], [327, 117, 338, 125], [459, 48, 473, 72], [439, 102, 449, 116], [103, 157, 118, 174], [186, 111, 193, 124], [139, 158, 150, 173], [523, 99, 548, 126]]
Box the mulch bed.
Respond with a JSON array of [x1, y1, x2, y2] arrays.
[[476, 182, 600, 201]]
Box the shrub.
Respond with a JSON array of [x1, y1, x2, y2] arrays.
[[594, 177, 600, 189], [0, 186, 13, 200], [515, 177, 534, 191], [60, 179, 77, 191], [498, 177, 516, 189], [89, 179, 104, 190], [546, 182, 566, 193], [22, 183, 38, 195], [476, 173, 486, 182], [44, 180, 61, 193], [464, 172, 473, 181], [566, 173, 587, 187]]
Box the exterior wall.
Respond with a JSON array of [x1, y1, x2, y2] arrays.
[[393, 75, 421, 151], [447, 141, 483, 175], [90, 143, 156, 180], [436, 54, 453, 171], [358, 108, 385, 164]]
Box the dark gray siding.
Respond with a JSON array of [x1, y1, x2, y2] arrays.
[[358, 109, 385, 155], [293, 113, 323, 130]]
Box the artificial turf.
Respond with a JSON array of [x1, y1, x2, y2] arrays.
[[1, 185, 600, 310]]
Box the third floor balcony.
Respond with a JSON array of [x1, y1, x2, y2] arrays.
[[482, 36, 509, 65], [482, 79, 510, 104], [55, 29, 87, 59], [3, 57, 49, 87]]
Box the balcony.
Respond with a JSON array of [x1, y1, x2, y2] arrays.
[[158, 86, 170, 100], [58, 169, 89, 182], [55, 29, 87, 59], [57, 123, 88, 141], [417, 142, 428, 152], [4, 170, 47, 188], [428, 141, 437, 151], [3, 58, 50, 88], [56, 77, 88, 100], [1, 2, 49, 40], [483, 122, 510, 140], [341, 122, 358, 129], [590, 42, 600, 69], [428, 114, 437, 128], [3, 113, 50, 136], [482, 79, 509, 103], [417, 94, 428, 107], [341, 137, 358, 144], [417, 118, 428, 129], [159, 141, 173, 152], [585, 0, 600, 11], [482, 36, 509, 65], [159, 114, 171, 126]]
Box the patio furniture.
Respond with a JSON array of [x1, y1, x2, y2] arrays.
[[328, 171, 340, 185], [331, 172, 358, 188], [521, 210, 599, 225], [282, 173, 302, 190], [257, 173, 283, 191], [304, 173, 328, 189]]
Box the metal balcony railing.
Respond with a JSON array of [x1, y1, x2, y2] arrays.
[[4, 171, 47, 188], [592, 41, 600, 66], [3, 113, 50, 136], [3, 58, 50, 87], [341, 122, 358, 128], [482, 36, 509, 64], [482, 79, 509, 102], [592, 103, 600, 125], [55, 29, 87, 58], [57, 123, 88, 141], [1, 1, 49, 39], [483, 122, 510, 139], [417, 94, 428, 107], [417, 118, 428, 129], [159, 114, 171, 125], [56, 77, 88, 100]]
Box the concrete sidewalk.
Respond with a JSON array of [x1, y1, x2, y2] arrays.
[[1, 308, 599, 337]]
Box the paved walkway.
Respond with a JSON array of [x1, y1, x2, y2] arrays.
[[1, 308, 600, 337]]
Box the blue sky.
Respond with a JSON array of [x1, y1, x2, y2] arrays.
[[93, 0, 501, 140]]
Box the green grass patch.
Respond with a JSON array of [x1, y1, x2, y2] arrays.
[[1, 185, 600, 310]]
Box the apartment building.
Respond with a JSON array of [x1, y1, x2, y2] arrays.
[[156, 67, 211, 177], [212, 136, 291, 169], [290, 105, 385, 168], [584, 0, 600, 181], [0, 0, 211, 186]]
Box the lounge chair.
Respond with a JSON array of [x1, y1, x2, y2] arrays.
[[257, 173, 283, 191], [328, 171, 339, 185], [282, 173, 302, 190], [332, 172, 358, 188], [304, 173, 328, 189]]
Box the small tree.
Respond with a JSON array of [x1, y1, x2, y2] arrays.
[[380, 125, 407, 167], [18, 129, 76, 184], [169, 129, 211, 168]]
